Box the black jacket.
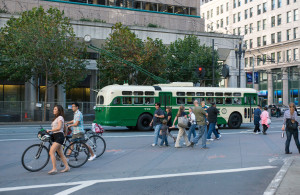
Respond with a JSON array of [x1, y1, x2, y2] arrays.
[[207, 106, 219, 123]]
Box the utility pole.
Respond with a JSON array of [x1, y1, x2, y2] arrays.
[[252, 57, 254, 88], [235, 39, 246, 88], [212, 39, 215, 87]]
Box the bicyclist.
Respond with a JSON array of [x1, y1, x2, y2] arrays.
[[46, 105, 70, 174], [66, 102, 96, 161]]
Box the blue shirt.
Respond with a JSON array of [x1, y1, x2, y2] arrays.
[[73, 110, 84, 134], [253, 108, 262, 124]]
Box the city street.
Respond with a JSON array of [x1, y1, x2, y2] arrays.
[[0, 118, 298, 195]]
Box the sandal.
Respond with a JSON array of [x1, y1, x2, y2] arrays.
[[60, 167, 70, 173], [48, 169, 58, 175]]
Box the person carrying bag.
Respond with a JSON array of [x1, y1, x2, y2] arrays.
[[281, 102, 300, 154]]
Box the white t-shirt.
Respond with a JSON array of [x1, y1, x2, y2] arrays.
[[51, 116, 64, 133], [190, 113, 196, 124]]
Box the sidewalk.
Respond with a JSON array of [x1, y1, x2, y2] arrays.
[[0, 121, 94, 125], [275, 157, 300, 195]]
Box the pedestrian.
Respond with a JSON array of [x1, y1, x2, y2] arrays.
[[187, 107, 197, 142], [149, 102, 165, 147], [190, 100, 208, 149], [159, 119, 169, 147], [166, 106, 176, 142], [207, 102, 221, 141], [46, 105, 70, 174], [172, 105, 191, 148], [276, 106, 281, 118], [282, 102, 300, 154], [260, 106, 270, 135], [253, 105, 262, 134], [66, 102, 96, 161]]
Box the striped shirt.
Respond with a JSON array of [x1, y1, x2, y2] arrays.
[[283, 110, 300, 125], [73, 110, 84, 134]]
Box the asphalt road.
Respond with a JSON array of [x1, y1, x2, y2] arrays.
[[0, 118, 297, 195]]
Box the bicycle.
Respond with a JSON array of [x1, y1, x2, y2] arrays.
[[83, 128, 106, 158], [21, 127, 90, 172]]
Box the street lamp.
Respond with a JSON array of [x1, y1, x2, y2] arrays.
[[235, 39, 246, 88]]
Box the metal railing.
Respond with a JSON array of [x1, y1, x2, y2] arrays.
[[0, 101, 96, 122]]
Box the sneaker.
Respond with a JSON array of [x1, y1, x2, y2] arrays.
[[189, 142, 194, 147], [217, 135, 222, 140], [88, 155, 96, 161], [183, 142, 186, 145], [207, 138, 214, 141], [151, 143, 157, 147]]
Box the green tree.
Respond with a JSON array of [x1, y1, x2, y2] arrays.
[[0, 7, 87, 121], [165, 35, 221, 86]]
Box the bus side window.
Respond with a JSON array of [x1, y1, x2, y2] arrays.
[[206, 97, 214, 104], [113, 97, 120, 105], [177, 97, 185, 105], [145, 97, 154, 105], [216, 98, 223, 104], [233, 98, 241, 105], [134, 97, 143, 105], [122, 97, 132, 105], [225, 98, 232, 104], [187, 97, 195, 105]]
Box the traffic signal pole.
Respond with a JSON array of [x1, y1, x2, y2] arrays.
[[212, 39, 215, 87]]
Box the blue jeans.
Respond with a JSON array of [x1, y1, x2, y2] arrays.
[[153, 124, 162, 145], [192, 125, 207, 148], [285, 129, 300, 153], [160, 134, 168, 146], [207, 123, 220, 139], [188, 124, 197, 141]]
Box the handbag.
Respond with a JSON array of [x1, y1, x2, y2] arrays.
[[267, 118, 271, 125], [286, 119, 298, 131], [178, 117, 188, 128], [92, 123, 104, 133]]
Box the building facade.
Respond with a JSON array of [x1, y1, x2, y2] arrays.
[[200, 0, 300, 106]]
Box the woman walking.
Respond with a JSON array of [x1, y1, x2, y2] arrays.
[[46, 105, 70, 174], [172, 106, 191, 148], [282, 102, 300, 154], [188, 107, 197, 142], [166, 106, 176, 142], [260, 106, 270, 135]]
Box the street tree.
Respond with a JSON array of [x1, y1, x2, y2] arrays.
[[0, 7, 87, 121], [165, 35, 221, 86]]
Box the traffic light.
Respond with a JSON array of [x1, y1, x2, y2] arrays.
[[197, 67, 205, 78]]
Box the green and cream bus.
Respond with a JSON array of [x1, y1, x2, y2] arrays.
[[94, 82, 258, 131]]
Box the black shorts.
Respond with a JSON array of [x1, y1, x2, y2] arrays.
[[53, 132, 65, 145]]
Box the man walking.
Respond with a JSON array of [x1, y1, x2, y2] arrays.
[[190, 100, 208, 149], [252, 105, 262, 134], [207, 102, 221, 141], [149, 102, 165, 146]]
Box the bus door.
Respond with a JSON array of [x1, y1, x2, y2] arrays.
[[159, 92, 172, 111], [244, 93, 258, 122]]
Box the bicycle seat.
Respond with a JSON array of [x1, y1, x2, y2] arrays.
[[84, 128, 92, 133]]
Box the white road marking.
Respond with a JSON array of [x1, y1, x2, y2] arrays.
[[0, 165, 276, 194], [55, 181, 97, 195], [264, 157, 293, 195]]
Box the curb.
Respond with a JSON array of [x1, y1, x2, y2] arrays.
[[263, 157, 294, 195]]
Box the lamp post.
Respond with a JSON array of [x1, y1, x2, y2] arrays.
[[235, 39, 246, 88]]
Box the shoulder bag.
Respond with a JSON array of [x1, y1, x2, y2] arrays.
[[286, 119, 298, 131], [178, 117, 188, 128]]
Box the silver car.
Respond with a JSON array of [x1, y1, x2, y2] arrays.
[[297, 107, 300, 116]]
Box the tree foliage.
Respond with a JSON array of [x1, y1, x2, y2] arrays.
[[0, 7, 87, 120]]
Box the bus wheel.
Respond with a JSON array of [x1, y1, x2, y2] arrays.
[[228, 113, 242, 129], [137, 114, 153, 131]]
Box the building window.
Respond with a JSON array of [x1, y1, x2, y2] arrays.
[[263, 19, 266, 30], [221, 5, 224, 14], [257, 37, 261, 47], [238, 27, 241, 35], [278, 0, 282, 8], [233, 14, 236, 23], [217, 6, 219, 15], [245, 9, 248, 19], [207, 11, 210, 19], [294, 48, 299, 60], [294, 27, 298, 39], [245, 25, 248, 34], [210, 23, 214, 30], [233, 0, 236, 8], [245, 58, 248, 67], [263, 54, 267, 64], [250, 7, 253, 17], [287, 50, 291, 61], [221, 19, 224, 27], [277, 14, 282, 25], [250, 23, 253, 33], [287, 29, 291, 40], [233, 28, 236, 35], [277, 51, 281, 63], [250, 39, 253, 48], [287, 0, 290, 5], [217, 20, 219, 29], [263, 2, 267, 12], [245, 40, 248, 48], [263, 35, 267, 45], [277, 31, 281, 42], [271, 33, 275, 44], [250, 57, 254, 66], [257, 4, 262, 15], [245, 0, 248, 4], [271, 53, 275, 63], [226, 2, 229, 11], [238, 12, 241, 21], [211, 9, 213, 18], [271, 16, 275, 27], [257, 55, 261, 66], [294, 9, 299, 21], [238, 0, 241, 6], [271, 0, 275, 10], [287, 11, 291, 23], [226, 17, 229, 25], [257, 21, 261, 31]]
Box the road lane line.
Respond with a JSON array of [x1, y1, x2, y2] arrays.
[[264, 157, 293, 195], [0, 165, 276, 193], [55, 181, 97, 195]]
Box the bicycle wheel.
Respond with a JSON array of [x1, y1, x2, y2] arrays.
[[64, 141, 89, 168], [21, 144, 49, 172], [87, 135, 106, 158]]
